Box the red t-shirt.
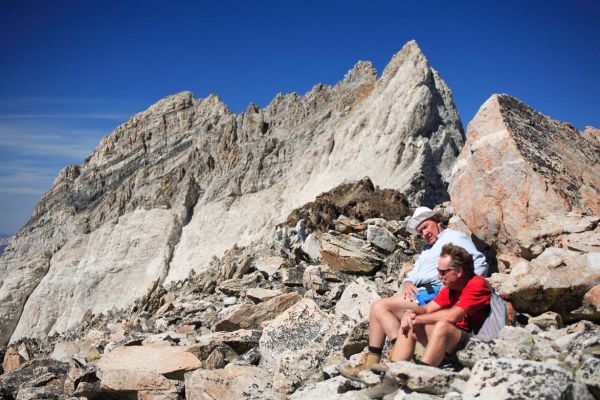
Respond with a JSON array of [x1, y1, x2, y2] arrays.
[[432, 275, 491, 333]]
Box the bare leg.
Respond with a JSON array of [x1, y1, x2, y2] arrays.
[[388, 323, 426, 361], [420, 321, 463, 366], [368, 305, 386, 348], [368, 297, 418, 348], [390, 321, 463, 365], [341, 297, 418, 380]]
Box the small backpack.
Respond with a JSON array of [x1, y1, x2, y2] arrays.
[[475, 287, 516, 341]]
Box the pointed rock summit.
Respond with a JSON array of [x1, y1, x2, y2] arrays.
[[0, 41, 464, 344], [583, 125, 600, 145], [449, 94, 600, 255]]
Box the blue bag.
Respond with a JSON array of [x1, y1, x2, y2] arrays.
[[415, 284, 441, 306]]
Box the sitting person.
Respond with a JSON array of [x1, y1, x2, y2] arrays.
[[340, 207, 489, 380], [390, 243, 491, 367]]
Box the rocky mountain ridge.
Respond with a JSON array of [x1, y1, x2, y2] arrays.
[[1, 39, 599, 399], [1, 40, 464, 346]]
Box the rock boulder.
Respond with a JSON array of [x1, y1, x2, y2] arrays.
[[185, 364, 273, 400], [259, 298, 339, 369], [387, 361, 458, 396], [96, 346, 201, 379], [334, 278, 381, 324], [463, 358, 593, 399], [489, 247, 600, 318], [449, 94, 600, 255], [214, 292, 302, 331], [320, 233, 383, 274]]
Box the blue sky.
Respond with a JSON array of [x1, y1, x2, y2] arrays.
[[1, 0, 599, 235]]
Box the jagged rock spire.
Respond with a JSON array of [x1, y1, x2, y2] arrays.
[[0, 41, 464, 344]]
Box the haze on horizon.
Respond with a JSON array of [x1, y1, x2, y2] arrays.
[[0, 0, 599, 235]]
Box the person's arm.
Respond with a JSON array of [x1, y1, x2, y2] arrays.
[[402, 261, 420, 286], [400, 305, 466, 336], [401, 250, 427, 293], [400, 300, 445, 335], [417, 298, 442, 315], [414, 276, 491, 326], [413, 306, 466, 325], [398, 254, 423, 300]]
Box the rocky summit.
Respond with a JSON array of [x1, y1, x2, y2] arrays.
[[0, 40, 463, 346], [1, 40, 599, 400]]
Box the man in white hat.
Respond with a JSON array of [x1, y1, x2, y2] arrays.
[[401, 206, 489, 303], [340, 206, 488, 380]]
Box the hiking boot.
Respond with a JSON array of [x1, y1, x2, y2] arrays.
[[339, 352, 381, 382], [370, 362, 389, 375]]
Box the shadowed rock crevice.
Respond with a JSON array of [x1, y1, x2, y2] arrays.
[[148, 179, 203, 305], [411, 143, 448, 208]]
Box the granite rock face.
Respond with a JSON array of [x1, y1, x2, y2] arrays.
[[185, 364, 273, 400], [258, 298, 338, 369], [583, 125, 600, 145], [3, 39, 599, 400], [463, 358, 593, 400], [449, 94, 600, 255], [0, 40, 464, 345], [449, 95, 600, 321], [10, 210, 179, 341]]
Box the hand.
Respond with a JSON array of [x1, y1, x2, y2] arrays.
[[398, 281, 419, 302], [401, 312, 416, 336]]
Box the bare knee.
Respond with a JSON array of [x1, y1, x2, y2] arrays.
[[370, 299, 385, 317], [431, 321, 454, 337]]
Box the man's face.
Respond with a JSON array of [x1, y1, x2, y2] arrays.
[[438, 255, 460, 288], [416, 219, 442, 245]]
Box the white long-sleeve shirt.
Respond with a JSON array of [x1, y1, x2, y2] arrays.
[[402, 228, 489, 286]]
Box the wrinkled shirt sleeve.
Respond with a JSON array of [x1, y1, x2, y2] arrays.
[[402, 255, 422, 285]]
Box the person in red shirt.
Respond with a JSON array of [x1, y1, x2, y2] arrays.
[[389, 243, 491, 367]]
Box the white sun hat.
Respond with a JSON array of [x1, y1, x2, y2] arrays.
[[406, 206, 441, 235]]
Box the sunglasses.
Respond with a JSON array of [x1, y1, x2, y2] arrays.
[[437, 268, 455, 276]]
